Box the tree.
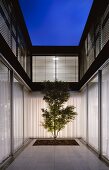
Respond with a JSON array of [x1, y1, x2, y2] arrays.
[[41, 80, 77, 139]]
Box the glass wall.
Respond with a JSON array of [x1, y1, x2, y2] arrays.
[[88, 75, 98, 150], [81, 87, 87, 141], [13, 78, 23, 152], [0, 60, 11, 163], [24, 89, 30, 141], [32, 56, 78, 82], [102, 64, 109, 159], [0, 56, 31, 163]]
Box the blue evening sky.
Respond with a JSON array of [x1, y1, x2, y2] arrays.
[[19, 0, 93, 46]]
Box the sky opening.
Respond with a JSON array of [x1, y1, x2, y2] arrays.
[[19, 0, 93, 46]]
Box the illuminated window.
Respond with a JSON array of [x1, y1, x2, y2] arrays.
[[32, 56, 78, 82]]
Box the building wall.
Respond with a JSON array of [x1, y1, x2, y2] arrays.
[[81, 75, 98, 152], [13, 77, 24, 152], [0, 58, 30, 164], [102, 64, 109, 159], [0, 0, 31, 78], [1, 0, 109, 166], [80, 2, 109, 79], [24, 89, 31, 141], [1, 55, 109, 163], [80, 61, 109, 161], [80, 87, 87, 141], [0, 60, 11, 163], [88, 75, 98, 151], [29, 92, 81, 138]]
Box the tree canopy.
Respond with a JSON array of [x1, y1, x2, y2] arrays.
[[42, 81, 77, 139]]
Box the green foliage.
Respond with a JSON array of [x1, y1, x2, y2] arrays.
[[41, 80, 77, 139]]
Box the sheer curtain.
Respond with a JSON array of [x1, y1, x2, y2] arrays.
[[81, 87, 87, 141], [102, 65, 109, 159], [0, 61, 11, 163], [13, 78, 23, 152], [88, 75, 98, 150], [24, 89, 30, 141]]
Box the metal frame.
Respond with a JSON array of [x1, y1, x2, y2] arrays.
[[23, 86, 25, 145], [86, 84, 89, 145], [10, 70, 14, 156], [98, 70, 102, 158]]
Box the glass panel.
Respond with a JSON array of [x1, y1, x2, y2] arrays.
[[102, 64, 109, 159], [0, 60, 11, 163], [24, 89, 30, 141], [32, 56, 78, 82], [13, 77, 23, 152], [88, 75, 98, 150], [81, 87, 87, 141]]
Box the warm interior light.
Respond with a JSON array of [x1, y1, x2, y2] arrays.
[[53, 57, 59, 61]]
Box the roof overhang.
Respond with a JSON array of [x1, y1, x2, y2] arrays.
[[31, 46, 79, 56]]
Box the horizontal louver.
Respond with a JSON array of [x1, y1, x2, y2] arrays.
[[102, 4, 109, 48], [0, 1, 11, 48], [0, 0, 31, 78], [32, 56, 78, 82]]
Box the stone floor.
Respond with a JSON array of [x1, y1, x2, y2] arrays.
[[6, 139, 109, 170]]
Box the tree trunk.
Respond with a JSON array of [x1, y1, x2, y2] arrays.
[[54, 111, 56, 140], [54, 130, 57, 140]]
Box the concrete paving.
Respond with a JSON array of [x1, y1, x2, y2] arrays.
[[6, 139, 109, 170]]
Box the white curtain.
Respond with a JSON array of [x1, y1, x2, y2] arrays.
[[13, 78, 23, 152], [102, 65, 109, 159], [24, 89, 30, 141], [81, 87, 87, 141], [29, 92, 81, 138], [88, 76, 98, 150], [0, 61, 11, 163]]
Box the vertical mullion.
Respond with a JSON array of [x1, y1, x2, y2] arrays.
[[98, 70, 102, 157], [23, 86, 25, 145], [86, 84, 89, 145], [10, 70, 14, 156]]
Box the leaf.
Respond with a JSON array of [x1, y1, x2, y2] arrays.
[[41, 80, 77, 138]]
